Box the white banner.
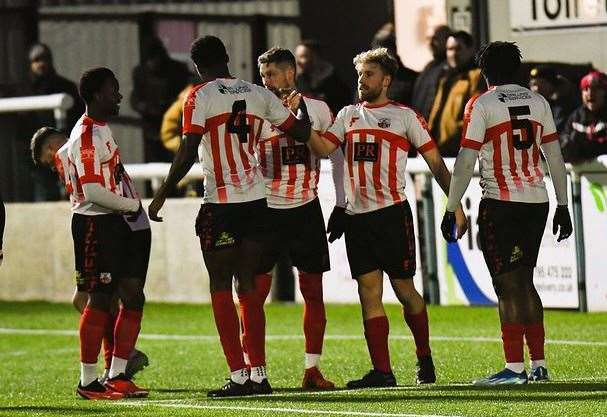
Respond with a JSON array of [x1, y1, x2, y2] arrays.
[[580, 174, 607, 311], [433, 177, 578, 308], [510, 0, 607, 31], [311, 160, 423, 303]]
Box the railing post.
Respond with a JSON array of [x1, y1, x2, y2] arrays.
[[570, 172, 587, 312], [421, 173, 440, 305]]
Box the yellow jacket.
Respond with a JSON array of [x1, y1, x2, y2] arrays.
[[160, 84, 192, 154], [428, 67, 483, 156]]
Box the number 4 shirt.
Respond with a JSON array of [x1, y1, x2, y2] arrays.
[[461, 84, 558, 203], [182, 78, 296, 204], [323, 101, 436, 214]]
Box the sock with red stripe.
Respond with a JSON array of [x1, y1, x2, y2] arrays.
[[103, 312, 117, 371], [502, 323, 525, 372], [110, 308, 143, 378], [525, 322, 546, 368], [79, 307, 110, 385], [212, 291, 246, 372], [363, 316, 391, 373], [299, 272, 326, 368], [239, 292, 266, 367], [403, 306, 431, 358]]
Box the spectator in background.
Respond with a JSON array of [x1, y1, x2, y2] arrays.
[[371, 23, 418, 106], [428, 31, 484, 157], [560, 71, 607, 163], [411, 25, 452, 119], [295, 39, 351, 114], [131, 36, 190, 163], [17, 43, 84, 201], [529, 66, 577, 133]]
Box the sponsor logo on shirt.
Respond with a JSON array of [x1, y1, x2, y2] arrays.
[[378, 118, 391, 128], [498, 91, 532, 103], [353, 142, 379, 162], [218, 84, 252, 95], [281, 145, 309, 165]]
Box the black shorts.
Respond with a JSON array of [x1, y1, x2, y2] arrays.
[[72, 213, 151, 293], [345, 201, 416, 280], [477, 198, 549, 277], [257, 198, 330, 274], [195, 198, 270, 252]]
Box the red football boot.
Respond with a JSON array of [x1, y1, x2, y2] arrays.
[[77, 379, 124, 400], [302, 367, 335, 390], [105, 373, 149, 398]]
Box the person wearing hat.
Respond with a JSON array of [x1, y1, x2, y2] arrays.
[[560, 71, 607, 163], [15, 43, 84, 201], [529, 65, 576, 133]]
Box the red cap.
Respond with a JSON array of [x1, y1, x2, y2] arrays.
[[580, 71, 607, 90]]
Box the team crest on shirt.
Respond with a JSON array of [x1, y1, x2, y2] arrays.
[[99, 272, 112, 284], [349, 116, 359, 127], [378, 118, 391, 128]]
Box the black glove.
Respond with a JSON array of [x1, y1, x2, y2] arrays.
[[126, 201, 143, 222], [441, 210, 457, 243], [327, 206, 346, 243], [553, 205, 573, 242]]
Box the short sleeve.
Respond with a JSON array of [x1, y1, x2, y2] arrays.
[[541, 97, 558, 144], [72, 126, 105, 185], [322, 106, 348, 146], [407, 110, 436, 153], [312, 99, 333, 134], [460, 94, 486, 151], [182, 86, 206, 135], [260, 87, 295, 132]]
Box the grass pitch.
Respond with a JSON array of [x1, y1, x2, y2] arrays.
[[0, 301, 605, 417]]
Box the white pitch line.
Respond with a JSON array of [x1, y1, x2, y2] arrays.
[[121, 400, 469, 417], [1, 327, 606, 347]]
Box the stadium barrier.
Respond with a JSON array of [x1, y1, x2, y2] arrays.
[[1, 150, 606, 311], [0, 93, 74, 130]]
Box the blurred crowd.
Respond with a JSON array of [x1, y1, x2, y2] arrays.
[[7, 23, 607, 201]]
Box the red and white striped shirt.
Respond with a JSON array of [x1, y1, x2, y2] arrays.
[[461, 84, 557, 203], [258, 96, 338, 208], [62, 115, 145, 222], [323, 101, 436, 214], [183, 78, 296, 204]]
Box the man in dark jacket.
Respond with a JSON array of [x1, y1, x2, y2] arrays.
[[131, 37, 190, 163], [411, 25, 452, 119], [561, 71, 607, 163], [295, 40, 352, 115], [529, 66, 577, 133], [17, 43, 84, 201], [371, 23, 418, 106]]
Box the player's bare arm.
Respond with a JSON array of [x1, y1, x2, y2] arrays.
[[421, 147, 468, 239], [148, 133, 202, 222]]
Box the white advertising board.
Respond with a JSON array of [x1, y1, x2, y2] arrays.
[[510, 0, 607, 31], [433, 177, 578, 308]]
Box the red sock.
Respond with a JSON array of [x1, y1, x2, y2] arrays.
[[501, 323, 525, 363], [113, 307, 142, 360], [79, 307, 110, 364], [211, 291, 246, 372], [299, 272, 326, 354], [525, 322, 545, 361], [363, 316, 391, 373], [239, 292, 266, 367], [255, 274, 272, 302], [103, 312, 118, 369], [403, 306, 431, 358]]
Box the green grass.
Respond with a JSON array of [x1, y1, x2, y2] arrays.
[[0, 301, 605, 417]]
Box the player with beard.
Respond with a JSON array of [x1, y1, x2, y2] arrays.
[[244, 47, 345, 389], [290, 48, 468, 387], [64, 67, 150, 399]]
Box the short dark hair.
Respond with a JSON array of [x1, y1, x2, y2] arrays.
[[190, 36, 229, 69], [450, 30, 475, 48], [257, 47, 296, 69], [79, 67, 115, 104], [353, 48, 398, 79], [31, 126, 61, 166], [476, 41, 522, 84], [298, 39, 322, 56]]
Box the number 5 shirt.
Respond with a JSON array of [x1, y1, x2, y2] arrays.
[[460, 84, 559, 203], [322, 101, 436, 214], [182, 78, 296, 204]]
